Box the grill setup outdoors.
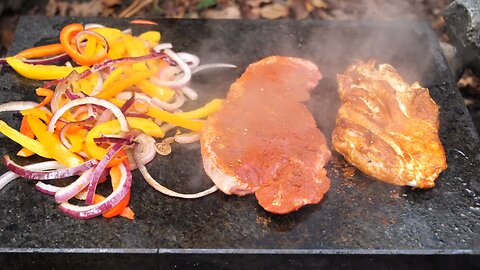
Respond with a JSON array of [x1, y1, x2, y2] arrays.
[[0, 16, 478, 269]]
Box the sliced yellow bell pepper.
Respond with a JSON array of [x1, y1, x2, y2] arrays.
[[20, 108, 52, 122], [175, 99, 224, 119], [26, 115, 84, 167], [146, 106, 204, 132], [109, 98, 205, 132], [0, 120, 52, 158], [136, 79, 175, 102], [102, 66, 125, 90], [84, 37, 97, 58], [85, 117, 165, 160], [125, 36, 149, 57], [95, 70, 153, 99], [139, 31, 161, 48], [90, 27, 124, 43], [66, 132, 85, 153], [5, 57, 88, 80]]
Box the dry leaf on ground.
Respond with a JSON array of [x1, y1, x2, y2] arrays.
[[204, 5, 241, 19], [260, 3, 289, 19]]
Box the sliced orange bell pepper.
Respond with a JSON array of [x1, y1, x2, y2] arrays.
[[16, 43, 65, 59], [35, 88, 54, 108], [17, 117, 36, 157], [26, 115, 84, 167], [120, 207, 135, 220], [92, 164, 131, 219], [60, 23, 107, 66]]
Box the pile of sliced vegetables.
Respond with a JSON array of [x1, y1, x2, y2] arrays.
[[0, 21, 235, 219]]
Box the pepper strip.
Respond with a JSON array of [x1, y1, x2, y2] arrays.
[[85, 117, 165, 160], [5, 57, 88, 80], [95, 70, 154, 99], [109, 98, 204, 132], [17, 118, 36, 157], [35, 88, 54, 108], [136, 79, 175, 102], [146, 106, 204, 132], [16, 43, 66, 59], [0, 120, 51, 158], [175, 99, 224, 119], [26, 115, 84, 167], [60, 23, 107, 66], [93, 164, 131, 218]]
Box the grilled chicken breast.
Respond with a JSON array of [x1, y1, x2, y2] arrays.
[[201, 56, 331, 214], [332, 60, 447, 189]]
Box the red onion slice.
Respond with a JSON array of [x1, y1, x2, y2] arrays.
[[133, 139, 218, 199], [59, 161, 132, 219], [3, 155, 98, 180], [85, 143, 130, 204], [0, 161, 64, 191], [134, 134, 157, 166], [75, 30, 109, 55], [43, 52, 169, 89], [0, 101, 39, 113], [51, 70, 80, 112], [150, 49, 192, 89], [94, 136, 134, 145], [48, 97, 129, 133], [55, 168, 94, 203], [35, 182, 62, 196]]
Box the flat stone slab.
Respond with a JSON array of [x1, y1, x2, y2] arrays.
[[0, 16, 479, 269]]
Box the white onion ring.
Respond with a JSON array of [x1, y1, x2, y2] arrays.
[[180, 86, 198, 101], [85, 23, 106, 29], [0, 101, 39, 113], [0, 161, 64, 191], [133, 141, 218, 199], [89, 74, 104, 96], [151, 92, 186, 112], [150, 49, 191, 89], [192, 63, 237, 74], [153, 43, 173, 52], [47, 97, 129, 133], [174, 132, 201, 144], [177, 52, 200, 69]]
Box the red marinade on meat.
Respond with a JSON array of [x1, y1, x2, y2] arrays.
[[201, 56, 331, 214]]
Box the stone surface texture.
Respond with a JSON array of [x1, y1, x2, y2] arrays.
[[0, 16, 478, 269]]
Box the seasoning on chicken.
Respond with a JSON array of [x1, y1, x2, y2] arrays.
[[332, 60, 447, 189], [201, 56, 331, 214]]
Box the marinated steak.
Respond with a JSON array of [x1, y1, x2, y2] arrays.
[[201, 56, 331, 214]]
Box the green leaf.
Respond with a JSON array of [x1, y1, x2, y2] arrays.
[[197, 0, 217, 10]]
